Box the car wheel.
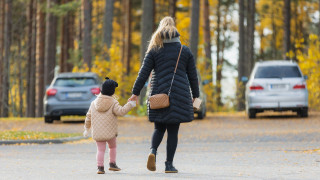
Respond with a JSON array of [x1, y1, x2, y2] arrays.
[[197, 107, 206, 119], [44, 116, 53, 123], [248, 109, 256, 119], [298, 108, 308, 118], [198, 112, 204, 119]]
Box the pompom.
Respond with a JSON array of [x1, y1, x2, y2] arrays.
[[105, 77, 109, 80]]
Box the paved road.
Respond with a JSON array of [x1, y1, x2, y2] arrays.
[[1, 112, 320, 179]]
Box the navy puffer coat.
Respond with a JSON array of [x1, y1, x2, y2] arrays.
[[132, 36, 200, 124]]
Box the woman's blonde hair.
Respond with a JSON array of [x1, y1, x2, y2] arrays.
[[147, 16, 178, 53]]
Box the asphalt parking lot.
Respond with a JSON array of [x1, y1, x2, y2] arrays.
[[1, 112, 320, 179]]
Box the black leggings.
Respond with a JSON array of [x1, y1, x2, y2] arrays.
[[151, 122, 180, 162]]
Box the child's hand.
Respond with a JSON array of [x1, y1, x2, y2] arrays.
[[83, 129, 89, 137], [129, 101, 137, 107], [128, 95, 138, 102]]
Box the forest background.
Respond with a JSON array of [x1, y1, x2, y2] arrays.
[[0, 0, 319, 117]]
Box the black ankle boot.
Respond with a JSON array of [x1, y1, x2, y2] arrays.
[[97, 166, 105, 174], [165, 161, 178, 173], [147, 148, 157, 171], [109, 162, 121, 171]]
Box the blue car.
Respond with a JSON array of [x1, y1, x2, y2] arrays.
[[44, 72, 101, 123]]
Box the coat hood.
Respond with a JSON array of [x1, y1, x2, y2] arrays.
[[94, 94, 115, 112]]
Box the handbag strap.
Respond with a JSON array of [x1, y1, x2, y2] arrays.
[[168, 45, 183, 97]]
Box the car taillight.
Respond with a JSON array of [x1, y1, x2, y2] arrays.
[[250, 85, 264, 90], [46, 88, 57, 96], [91, 87, 100, 95], [293, 84, 306, 89]]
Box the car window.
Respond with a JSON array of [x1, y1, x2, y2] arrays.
[[254, 66, 302, 78], [54, 77, 97, 87]]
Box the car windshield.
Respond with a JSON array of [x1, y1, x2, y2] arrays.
[[254, 66, 302, 78], [54, 77, 97, 87]]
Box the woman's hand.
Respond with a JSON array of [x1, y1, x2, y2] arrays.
[[128, 94, 138, 102]]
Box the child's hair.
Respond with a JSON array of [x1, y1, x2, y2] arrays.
[[101, 77, 118, 96]]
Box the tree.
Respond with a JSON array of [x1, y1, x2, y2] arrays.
[[139, 0, 154, 105], [36, 0, 46, 117], [190, 0, 200, 64], [44, 0, 58, 87], [103, 0, 114, 60], [123, 0, 131, 75], [2, 0, 12, 117], [60, 0, 75, 72], [283, 0, 290, 60], [26, 0, 37, 117], [169, 0, 177, 19], [237, 0, 246, 110], [216, 0, 222, 106], [246, 0, 255, 72], [319, 0, 320, 37], [0, 0, 4, 116], [202, 0, 212, 70], [82, 0, 92, 69], [140, 0, 154, 63]]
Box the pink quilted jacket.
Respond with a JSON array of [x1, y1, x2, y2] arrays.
[[84, 94, 134, 141]]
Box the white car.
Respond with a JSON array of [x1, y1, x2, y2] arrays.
[[245, 61, 308, 118]]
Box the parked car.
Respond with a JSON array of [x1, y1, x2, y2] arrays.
[[44, 72, 101, 123], [245, 60, 308, 119], [194, 75, 207, 119]]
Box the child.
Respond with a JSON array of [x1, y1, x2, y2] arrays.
[[83, 77, 136, 174]]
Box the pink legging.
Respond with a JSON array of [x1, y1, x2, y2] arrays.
[[96, 137, 117, 166]]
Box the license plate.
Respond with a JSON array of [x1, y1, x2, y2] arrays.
[[66, 92, 82, 98], [270, 84, 286, 89]]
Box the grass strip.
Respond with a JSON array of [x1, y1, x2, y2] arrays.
[[0, 131, 81, 141]]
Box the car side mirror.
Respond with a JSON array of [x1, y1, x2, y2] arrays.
[[304, 75, 308, 80], [202, 80, 210, 85], [241, 76, 248, 83]]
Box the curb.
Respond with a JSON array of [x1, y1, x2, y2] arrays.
[[0, 136, 89, 145]]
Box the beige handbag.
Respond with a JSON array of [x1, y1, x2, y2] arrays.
[[149, 46, 183, 110]]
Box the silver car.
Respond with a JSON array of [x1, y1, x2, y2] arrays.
[[245, 61, 308, 118], [44, 72, 101, 123]]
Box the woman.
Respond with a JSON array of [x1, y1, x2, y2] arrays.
[[128, 16, 199, 173]]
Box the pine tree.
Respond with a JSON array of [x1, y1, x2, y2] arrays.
[[2, 0, 12, 117], [190, 0, 200, 64], [82, 0, 92, 69]]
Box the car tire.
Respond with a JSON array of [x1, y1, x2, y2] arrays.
[[198, 112, 204, 119], [298, 108, 308, 118], [248, 109, 256, 119], [44, 116, 53, 123], [197, 106, 204, 119]]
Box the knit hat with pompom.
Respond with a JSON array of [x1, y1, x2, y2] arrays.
[[101, 77, 118, 96]]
